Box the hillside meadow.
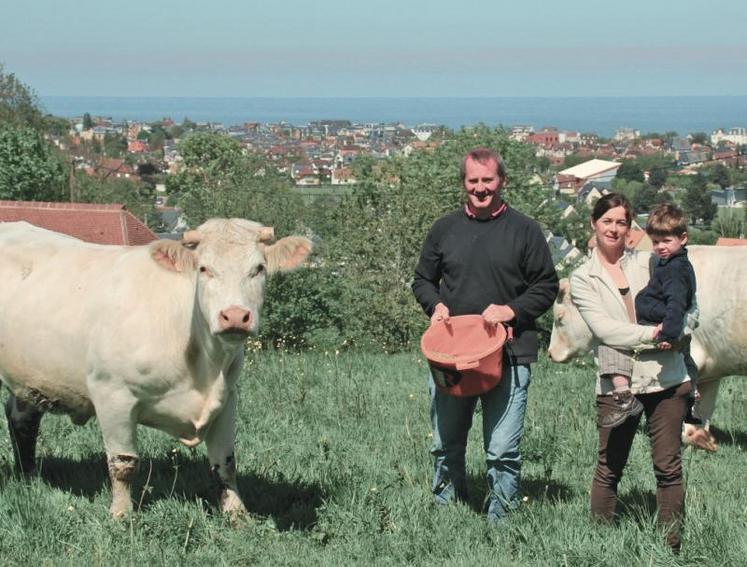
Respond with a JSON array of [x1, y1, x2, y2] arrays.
[[1, 350, 746, 566]]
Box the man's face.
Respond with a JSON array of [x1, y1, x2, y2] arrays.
[[463, 158, 504, 212], [651, 233, 687, 260]]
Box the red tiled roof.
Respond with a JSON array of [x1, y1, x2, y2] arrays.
[[716, 237, 747, 246], [0, 200, 157, 246]]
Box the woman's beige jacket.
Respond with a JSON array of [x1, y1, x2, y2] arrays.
[[570, 248, 691, 395]]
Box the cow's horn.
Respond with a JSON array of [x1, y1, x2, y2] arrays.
[[258, 226, 275, 243], [182, 230, 203, 247]]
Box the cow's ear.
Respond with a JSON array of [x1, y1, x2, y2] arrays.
[[264, 236, 313, 274], [557, 278, 570, 302], [151, 240, 197, 272]]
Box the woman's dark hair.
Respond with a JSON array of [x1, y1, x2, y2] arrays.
[[591, 193, 633, 226]]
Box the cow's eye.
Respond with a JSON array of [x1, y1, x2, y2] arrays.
[[251, 264, 266, 278], [199, 266, 213, 278]]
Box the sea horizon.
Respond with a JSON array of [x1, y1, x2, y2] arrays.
[[40, 95, 747, 138]]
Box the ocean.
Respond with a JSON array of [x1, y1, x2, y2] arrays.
[[40, 96, 747, 138]]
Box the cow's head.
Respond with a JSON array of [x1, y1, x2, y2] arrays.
[[548, 278, 593, 362], [150, 218, 312, 341]]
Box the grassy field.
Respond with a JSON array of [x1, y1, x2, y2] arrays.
[[1, 351, 746, 566]]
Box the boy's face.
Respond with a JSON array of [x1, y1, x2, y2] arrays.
[[651, 233, 688, 260]]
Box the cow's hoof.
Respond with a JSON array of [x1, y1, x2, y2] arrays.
[[220, 490, 248, 516], [109, 497, 134, 519], [684, 427, 718, 452]]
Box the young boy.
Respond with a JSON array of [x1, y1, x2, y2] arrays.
[[598, 203, 699, 429]]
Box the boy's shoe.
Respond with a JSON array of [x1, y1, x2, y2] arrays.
[[684, 398, 703, 425], [599, 390, 644, 429]]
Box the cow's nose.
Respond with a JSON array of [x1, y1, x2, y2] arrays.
[[218, 306, 253, 333]]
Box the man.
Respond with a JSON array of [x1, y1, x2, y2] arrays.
[[412, 147, 558, 522]]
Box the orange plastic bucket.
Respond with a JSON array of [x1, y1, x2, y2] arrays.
[[420, 315, 509, 397]]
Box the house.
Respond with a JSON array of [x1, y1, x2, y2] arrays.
[[0, 201, 156, 245], [614, 128, 640, 142], [331, 167, 356, 185], [710, 127, 747, 146], [711, 187, 747, 208], [94, 158, 138, 180], [555, 159, 621, 195], [526, 128, 560, 148], [543, 230, 582, 270]]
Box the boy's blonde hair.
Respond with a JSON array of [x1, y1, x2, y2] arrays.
[[646, 203, 688, 237]]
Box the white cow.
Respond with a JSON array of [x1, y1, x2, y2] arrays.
[[0, 219, 312, 517], [548, 245, 747, 452]]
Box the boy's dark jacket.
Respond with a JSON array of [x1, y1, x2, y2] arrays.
[[635, 248, 696, 342]]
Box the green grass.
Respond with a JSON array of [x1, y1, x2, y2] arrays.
[[1, 351, 746, 565]]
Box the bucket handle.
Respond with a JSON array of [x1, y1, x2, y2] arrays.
[[456, 360, 480, 371]]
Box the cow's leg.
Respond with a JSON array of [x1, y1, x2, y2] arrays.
[[4, 394, 43, 474], [205, 389, 247, 517], [91, 389, 139, 518], [683, 379, 720, 452]]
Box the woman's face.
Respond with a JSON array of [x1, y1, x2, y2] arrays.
[[591, 205, 630, 253]]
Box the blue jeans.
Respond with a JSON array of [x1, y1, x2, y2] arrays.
[[429, 364, 531, 521]]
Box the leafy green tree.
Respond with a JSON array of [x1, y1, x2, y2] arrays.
[[681, 174, 717, 226], [616, 160, 645, 183], [42, 115, 72, 137], [74, 174, 155, 223], [648, 167, 668, 189], [690, 132, 708, 145], [103, 133, 127, 157], [0, 126, 66, 201], [563, 154, 587, 169], [0, 64, 43, 129], [82, 112, 94, 130], [167, 131, 303, 235], [704, 163, 731, 189]]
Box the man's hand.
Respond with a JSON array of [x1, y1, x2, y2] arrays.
[[430, 303, 450, 325], [657, 341, 673, 350], [481, 304, 515, 327]]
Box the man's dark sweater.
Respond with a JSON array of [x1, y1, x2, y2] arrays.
[[412, 207, 559, 364], [635, 247, 696, 342]]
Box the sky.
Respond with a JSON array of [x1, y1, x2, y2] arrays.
[[2, 0, 747, 98]]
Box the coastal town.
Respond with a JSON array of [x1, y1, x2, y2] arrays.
[[51, 116, 747, 194], [37, 115, 746, 261]]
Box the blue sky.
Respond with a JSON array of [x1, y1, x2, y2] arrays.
[[2, 0, 746, 97]]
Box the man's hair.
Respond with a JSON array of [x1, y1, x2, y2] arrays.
[[591, 192, 633, 226], [646, 203, 688, 237], [460, 147, 508, 181]]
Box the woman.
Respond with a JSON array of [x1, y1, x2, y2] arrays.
[[569, 193, 692, 551]]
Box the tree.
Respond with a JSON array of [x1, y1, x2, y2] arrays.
[[167, 131, 303, 235], [0, 126, 67, 201], [102, 133, 127, 157], [616, 160, 645, 183], [42, 114, 72, 137], [563, 154, 588, 169], [0, 64, 43, 129], [704, 163, 731, 189], [681, 174, 717, 226], [74, 174, 155, 223], [690, 132, 708, 145], [82, 112, 94, 130], [648, 167, 668, 189]]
